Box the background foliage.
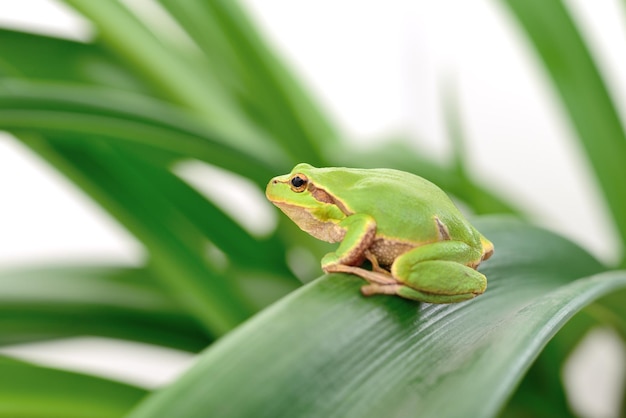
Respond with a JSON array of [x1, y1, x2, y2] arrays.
[[1, 1, 626, 417]]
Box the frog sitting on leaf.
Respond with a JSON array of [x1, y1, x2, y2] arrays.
[[266, 163, 494, 303]]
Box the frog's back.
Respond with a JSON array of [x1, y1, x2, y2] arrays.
[[317, 167, 482, 246]]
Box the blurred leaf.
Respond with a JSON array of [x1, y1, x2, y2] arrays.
[[0, 265, 210, 351], [0, 80, 283, 182], [441, 80, 503, 215], [19, 135, 255, 335], [128, 218, 626, 418], [500, 312, 599, 417], [157, 0, 336, 165], [0, 355, 146, 418], [132, 156, 293, 276], [505, 298, 626, 418], [586, 289, 626, 344], [61, 0, 288, 162], [60, 1, 230, 119], [0, 29, 149, 93], [501, 0, 626, 267]]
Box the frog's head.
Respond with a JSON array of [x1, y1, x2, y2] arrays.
[[265, 163, 348, 243]]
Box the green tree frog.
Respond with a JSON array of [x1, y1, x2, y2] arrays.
[[265, 163, 494, 304]]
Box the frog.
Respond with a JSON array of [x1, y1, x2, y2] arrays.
[[265, 163, 494, 303]]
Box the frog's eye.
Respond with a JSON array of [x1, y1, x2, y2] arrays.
[[290, 174, 308, 192]]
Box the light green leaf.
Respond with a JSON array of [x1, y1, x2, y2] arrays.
[[128, 217, 626, 418]]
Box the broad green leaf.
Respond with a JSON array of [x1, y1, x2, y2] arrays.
[[500, 0, 626, 266], [0, 356, 146, 418], [128, 217, 626, 418], [0, 265, 210, 351]]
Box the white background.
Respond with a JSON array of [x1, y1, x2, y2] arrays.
[[1, 0, 626, 416]]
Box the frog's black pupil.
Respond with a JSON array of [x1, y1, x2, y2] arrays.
[[291, 176, 306, 188]]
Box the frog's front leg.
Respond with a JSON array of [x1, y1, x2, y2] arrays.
[[322, 214, 397, 285], [321, 213, 377, 268], [362, 240, 487, 303]]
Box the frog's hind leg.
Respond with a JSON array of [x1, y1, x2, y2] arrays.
[[369, 240, 487, 303]]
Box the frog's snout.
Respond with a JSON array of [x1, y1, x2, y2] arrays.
[[265, 176, 282, 200]]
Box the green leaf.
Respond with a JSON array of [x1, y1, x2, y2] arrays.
[[0, 265, 210, 351], [500, 0, 626, 266], [128, 217, 626, 418], [0, 355, 146, 418]]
